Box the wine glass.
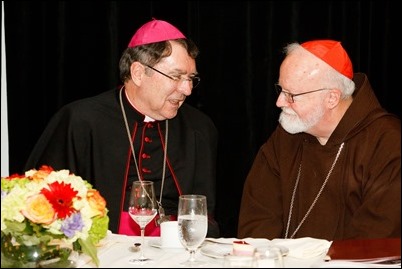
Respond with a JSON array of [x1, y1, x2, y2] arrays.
[[177, 194, 208, 267], [128, 180, 158, 264]]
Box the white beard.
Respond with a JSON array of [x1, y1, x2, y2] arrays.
[[279, 105, 325, 134]]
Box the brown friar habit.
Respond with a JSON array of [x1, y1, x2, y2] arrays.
[[25, 87, 219, 237], [238, 73, 401, 241]]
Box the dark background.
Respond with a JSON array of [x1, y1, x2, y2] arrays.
[[3, 1, 400, 237]]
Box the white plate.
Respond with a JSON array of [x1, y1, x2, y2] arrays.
[[148, 238, 184, 249], [201, 243, 232, 258], [200, 243, 289, 259]]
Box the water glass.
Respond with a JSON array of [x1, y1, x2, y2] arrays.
[[255, 246, 284, 268], [177, 194, 208, 266], [223, 254, 257, 268]]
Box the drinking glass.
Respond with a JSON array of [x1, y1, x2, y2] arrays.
[[223, 254, 257, 268], [128, 180, 158, 264], [255, 246, 284, 268], [177, 194, 208, 267]]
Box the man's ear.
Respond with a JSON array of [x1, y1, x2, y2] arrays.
[[130, 62, 145, 85], [328, 88, 341, 109]]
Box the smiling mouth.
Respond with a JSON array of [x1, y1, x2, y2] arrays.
[[168, 99, 184, 106]]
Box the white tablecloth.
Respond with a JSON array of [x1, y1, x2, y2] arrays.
[[78, 233, 330, 268]]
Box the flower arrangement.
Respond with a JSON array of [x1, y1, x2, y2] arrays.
[[1, 165, 109, 267]]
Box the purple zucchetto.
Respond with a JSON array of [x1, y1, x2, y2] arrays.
[[128, 18, 186, 48]]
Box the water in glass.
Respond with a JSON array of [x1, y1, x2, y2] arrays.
[[178, 194, 208, 267], [127, 180, 157, 264]]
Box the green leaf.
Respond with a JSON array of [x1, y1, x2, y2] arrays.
[[78, 237, 99, 267]]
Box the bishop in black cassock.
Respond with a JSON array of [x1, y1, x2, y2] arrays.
[[24, 87, 219, 237]]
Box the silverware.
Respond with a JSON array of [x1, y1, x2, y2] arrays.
[[328, 256, 401, 265], [360, 256, 401, 265], [203, 238, 233, 245]]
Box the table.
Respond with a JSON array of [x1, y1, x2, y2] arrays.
[[78, 234, 325, 268], [327, 237, 401, 260], [79, 235, 224, 268], [78, 235, 401, 268]]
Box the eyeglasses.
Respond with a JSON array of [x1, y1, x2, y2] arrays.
[[145, 65, 201, 88], [274, 84, 329, 103]]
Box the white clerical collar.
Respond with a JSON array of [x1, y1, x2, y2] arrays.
[[125, 88, 155, 122], [144, 115, 155, 122]]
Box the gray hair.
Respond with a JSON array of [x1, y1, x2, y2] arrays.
[[284, 42, 355, 99]]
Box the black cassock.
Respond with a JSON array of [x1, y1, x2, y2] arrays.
[[25, 87, 219, 237]]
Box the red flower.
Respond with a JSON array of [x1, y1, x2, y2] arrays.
[[4, 173, 25, 180], [41, 181, 78, 219], [31, 165, 54, 182], [38, 165, 54, 173]]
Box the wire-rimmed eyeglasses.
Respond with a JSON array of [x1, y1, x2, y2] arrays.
[[274, 84, 329, 103], [145, 65, 201, 88]]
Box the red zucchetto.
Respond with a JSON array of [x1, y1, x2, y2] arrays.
[[301, 40, 353, 79]]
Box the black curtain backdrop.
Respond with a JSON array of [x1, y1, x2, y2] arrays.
[[3, 1, 400, 237]]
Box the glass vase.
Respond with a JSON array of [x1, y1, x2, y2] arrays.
[[1, 233, 77, 268]]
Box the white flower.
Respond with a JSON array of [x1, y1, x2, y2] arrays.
[[1, 165, 109, 267]]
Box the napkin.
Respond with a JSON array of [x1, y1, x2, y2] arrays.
[[271, 237, 332, 259], [205, 237, 270, 247], [75, 231, 134, 267]]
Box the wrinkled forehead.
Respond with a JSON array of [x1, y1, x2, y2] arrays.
[[279, 49, 327, 89], [153, 42, 197, 76]]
